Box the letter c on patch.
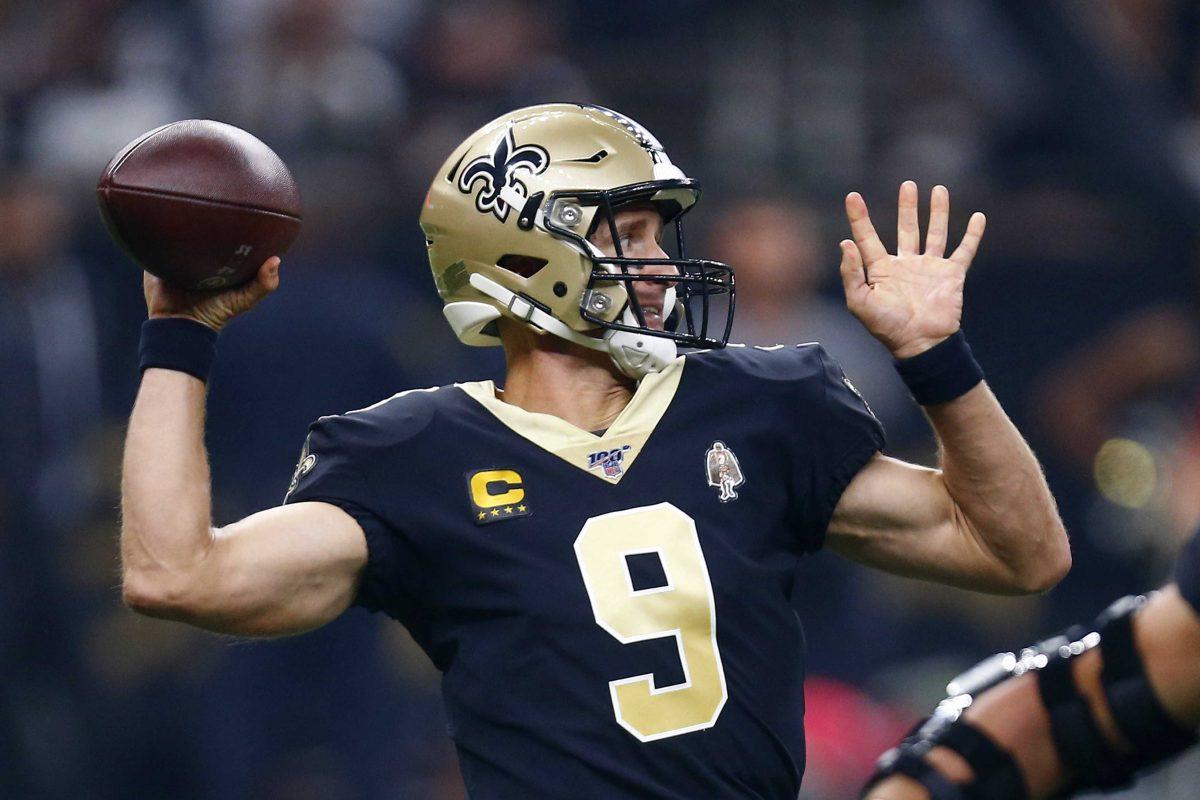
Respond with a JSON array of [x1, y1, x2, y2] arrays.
[[470, 470, 525, 508]]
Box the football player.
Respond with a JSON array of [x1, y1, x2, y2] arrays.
[[120, 104, 1070, 798], [861, 526, 1200, 799]]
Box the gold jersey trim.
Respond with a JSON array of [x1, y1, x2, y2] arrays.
[[456, 357, 685, 484]]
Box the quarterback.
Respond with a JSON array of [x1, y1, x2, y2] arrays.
[[121, 104, 1070, 798]]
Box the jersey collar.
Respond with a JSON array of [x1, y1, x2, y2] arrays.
[[456, 357, 685, 484]]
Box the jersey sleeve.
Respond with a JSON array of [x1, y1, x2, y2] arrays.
[[789, 344, 886, 552], [283, 415, 424, 625], [1175, 526, 1200, 616]]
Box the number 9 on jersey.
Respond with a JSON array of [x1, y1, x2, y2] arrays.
[[574, 503, 728, 741]]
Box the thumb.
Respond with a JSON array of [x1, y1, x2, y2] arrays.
[[838, 240, 867, 299]]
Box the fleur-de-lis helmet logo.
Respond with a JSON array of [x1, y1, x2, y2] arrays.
[[457, 127, 549, 222]]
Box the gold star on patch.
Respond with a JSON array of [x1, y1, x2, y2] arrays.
[[517, 504, 527, 512], [504, 506, 514, 514], [477, 512, 486, 520], [490, 509, 500, 517]]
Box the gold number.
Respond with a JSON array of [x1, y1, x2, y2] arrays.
[[573, 503, 727, 741]]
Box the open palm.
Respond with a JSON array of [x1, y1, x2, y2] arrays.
[[839, 182, 986, 359]]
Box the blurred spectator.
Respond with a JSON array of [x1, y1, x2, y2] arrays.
[[701, 4, 868, 191], [1171, 402, 1200, 538], [1028, 300, 1200, 612], [1033, 306, 1199, 475], [0, 170, 124, 795], [16, 1, 197, 186], [409, 0, 589, 107], [205, 0, 407, 160], [706, 192, 927, 447], [0, 171, 112, 529], [394, 0, 593, 213]]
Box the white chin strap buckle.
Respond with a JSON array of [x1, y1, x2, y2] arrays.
[[606, 330, 677, 377], [467, 272, 676, 379]]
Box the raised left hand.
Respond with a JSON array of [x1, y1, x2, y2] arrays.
[[839, 182, 986, 359]]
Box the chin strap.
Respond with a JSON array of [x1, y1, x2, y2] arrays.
[[468, 272, 676, 379]]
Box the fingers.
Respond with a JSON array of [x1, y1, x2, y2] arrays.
[[838, 239, 867, 298], [897, 180, 920, 256], [258, 256, 282, 293], [237, 257, 282, 308], [850, 185, 985, 268], [949, 212, 987, 269], [925, 185, 949, 258], [845, 192, 888, 267]]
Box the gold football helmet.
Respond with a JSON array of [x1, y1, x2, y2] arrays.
[[420, 103, 734, 378]]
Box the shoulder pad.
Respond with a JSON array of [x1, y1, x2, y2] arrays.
[[313, 385, 449, 450], [685, 342, 831, 385]]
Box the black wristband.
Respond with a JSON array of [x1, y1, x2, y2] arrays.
[[139, 318, 219, 382], [894, 330, 984, 406]]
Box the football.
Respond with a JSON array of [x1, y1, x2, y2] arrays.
[[97, 119, 303, 291]]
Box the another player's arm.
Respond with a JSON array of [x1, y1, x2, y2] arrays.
[[121, 260, 368, 637], [827, 183, 1070, 594], [864, 585, 1200, 799]]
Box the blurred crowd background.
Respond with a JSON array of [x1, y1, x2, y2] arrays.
[[3, 0, 1200, 797]]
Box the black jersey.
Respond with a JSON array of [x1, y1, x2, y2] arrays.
[[284, 343, 884, 799]]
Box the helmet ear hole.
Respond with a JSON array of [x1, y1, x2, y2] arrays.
[[496, 254, 548, 278]]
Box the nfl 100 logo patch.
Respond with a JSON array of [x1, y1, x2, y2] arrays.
[[587, 445, 632, 479]]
